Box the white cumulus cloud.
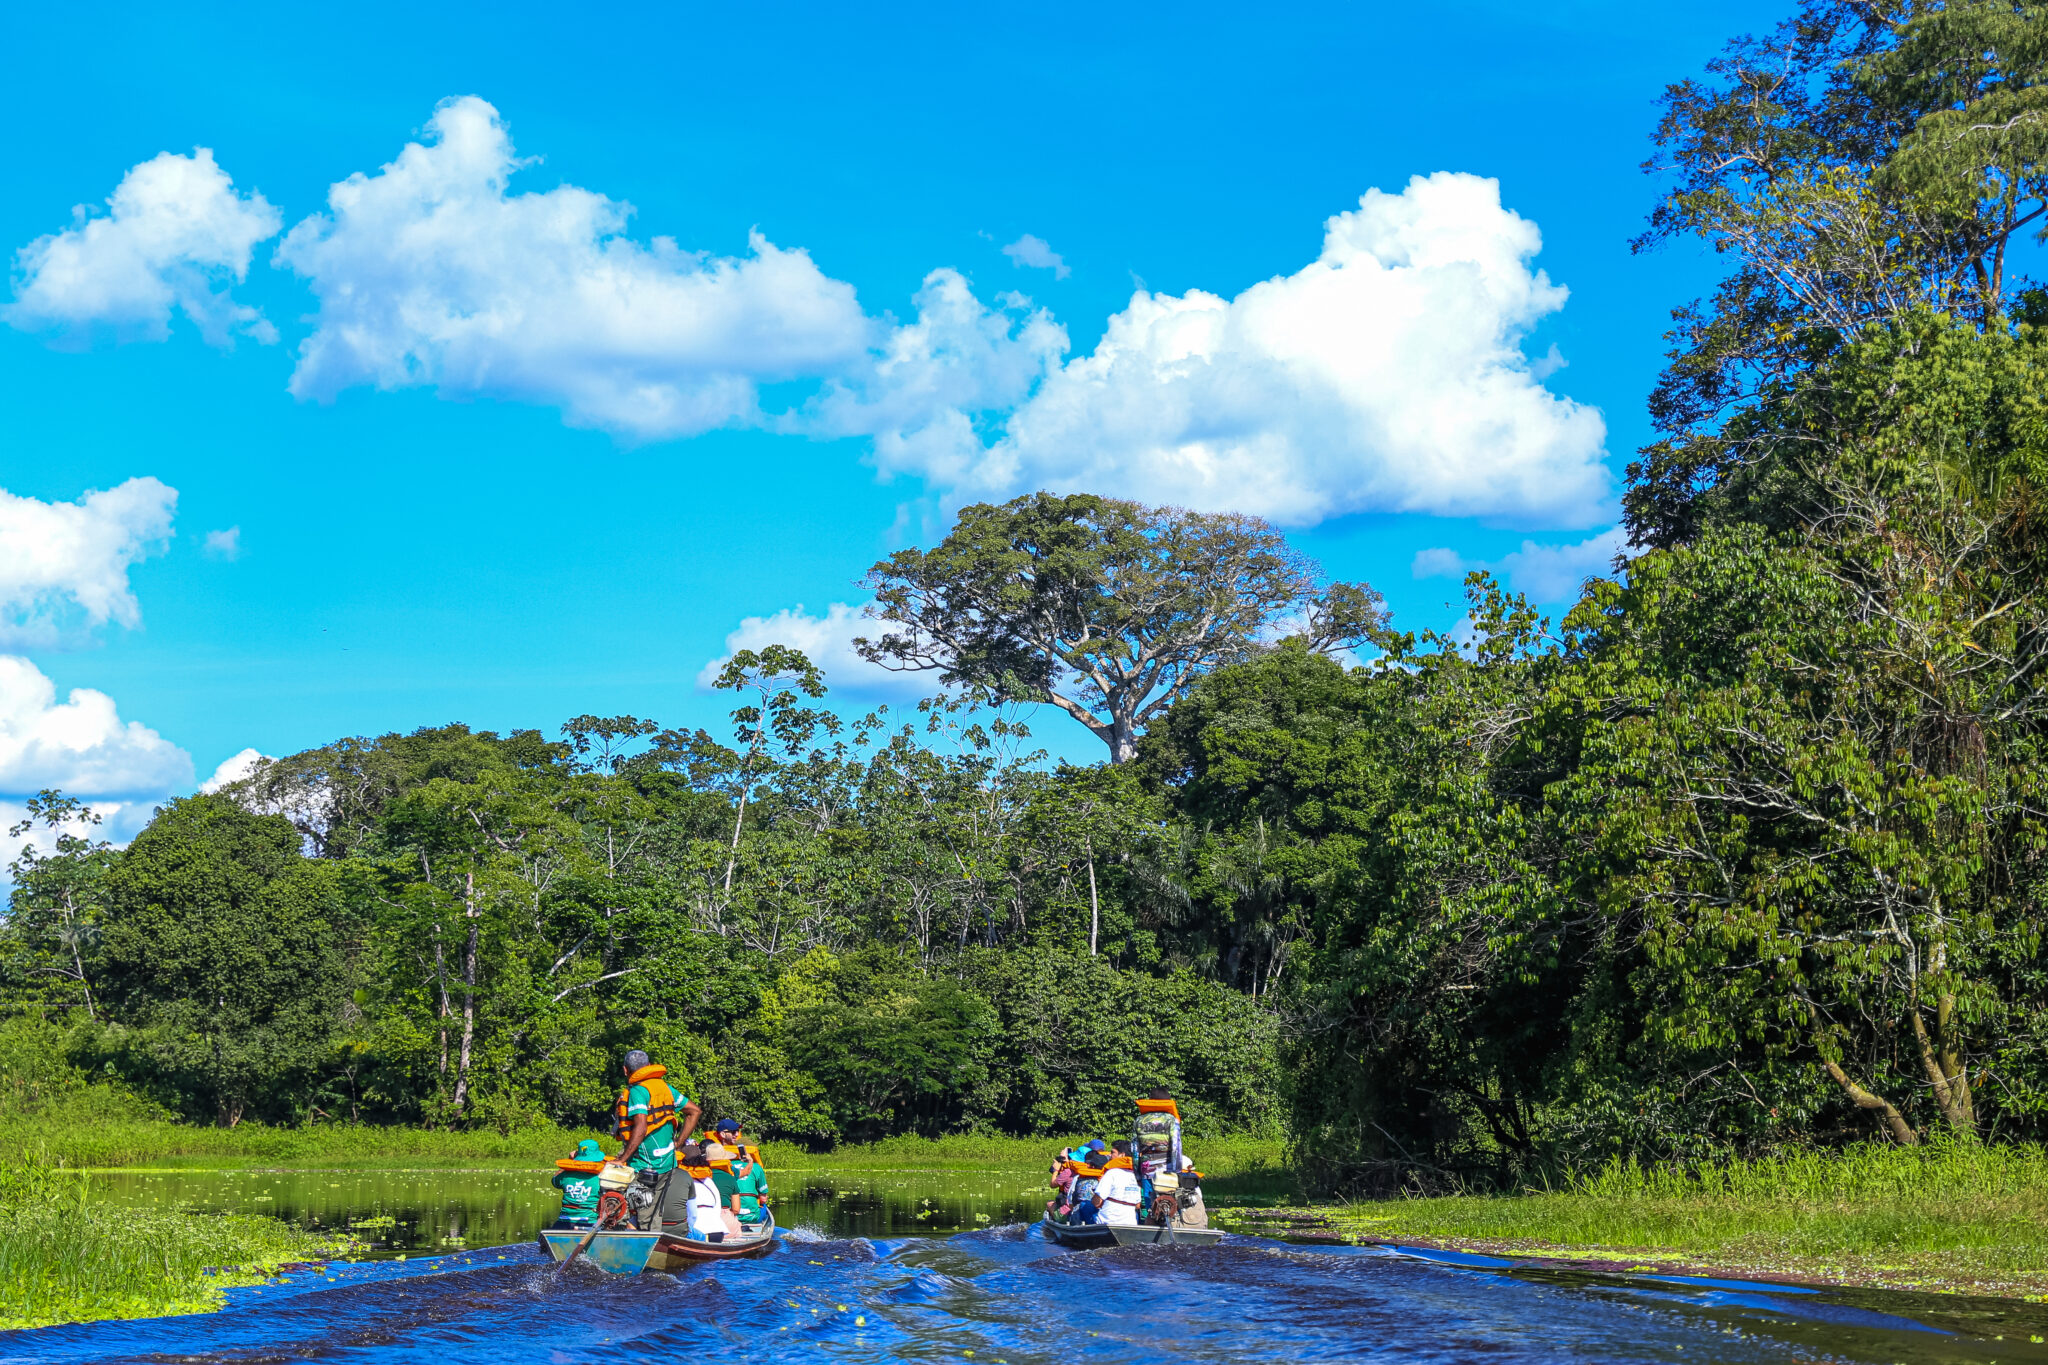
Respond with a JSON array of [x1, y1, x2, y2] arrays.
[[1002, 234, 1070, 279], [697, 601, 928, 698], [1414, 525, 1631, 603], [274, 96, 872, 439], [810, 269, 1067, 484], [200, 746, 269, 793], [203, 526, 241, 560], [0, 655, 193, 798], [0, 479, 177, 647], [6, 149, 281, 346], [893, 173, 1609, 528]]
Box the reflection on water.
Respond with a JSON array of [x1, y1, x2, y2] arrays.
[[20, 1169, 2048, 1364]]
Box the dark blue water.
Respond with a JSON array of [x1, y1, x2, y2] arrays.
[[5, 1225, 2045, 1364]]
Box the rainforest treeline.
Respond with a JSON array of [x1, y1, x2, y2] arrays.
[[12, 1, 2048, 1190]]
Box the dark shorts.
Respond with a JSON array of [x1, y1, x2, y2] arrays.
[[629, 1170, 690, 1230]]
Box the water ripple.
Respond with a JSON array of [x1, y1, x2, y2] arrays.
[[4, 1228, 2045, 1364]]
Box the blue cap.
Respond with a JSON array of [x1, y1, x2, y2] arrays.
[[715, 1117, 741, 1132], [1087, 1139, 1107, 1152]]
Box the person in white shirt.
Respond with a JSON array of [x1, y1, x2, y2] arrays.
[[682, 1143, 733, 1240], [1094, 1141, 1144, 1228]]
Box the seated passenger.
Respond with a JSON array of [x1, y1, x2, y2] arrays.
[[727, 1145, 769, 1226], [1174, 1151, 1210, 1228], [551, 1138, 607, 1227], [700, 1143, 745, 1237], [711, 1117, 757, 1157], [1068, 1153, 1105, 1225], [1094, 1141, 1143, 1228], [681, 1142, 731, 1241]]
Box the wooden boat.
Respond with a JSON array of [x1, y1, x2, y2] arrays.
[[1041, 1215, 1225, 1248], [647, 1211, 777, 1268], [538, 1212, 777, 1272]]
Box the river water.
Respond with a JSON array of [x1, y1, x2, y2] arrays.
[[4, 1169, 2047, 1364]]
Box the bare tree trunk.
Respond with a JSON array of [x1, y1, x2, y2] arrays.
[[1822, 1059, 1919, 1146], [434, 929, 450, 1082], [451, 871, 480, 1114], [1085, 836, 1100, 957], [69, 942, 95, 1021], [1910, 1002, 1975, 1135], [1108, 718, 1138, 765]]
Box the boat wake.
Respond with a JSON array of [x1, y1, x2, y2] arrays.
[[0, 1229, 2040, 1364]]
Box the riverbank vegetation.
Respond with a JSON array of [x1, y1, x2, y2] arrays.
[[1301, 1142, 2048, 1298], [0, 1155, 352, 1329], [13, 0, 2048, 1215]]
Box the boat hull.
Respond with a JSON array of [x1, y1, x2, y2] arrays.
[[1041, 1217, 1225, 1248], [537, 1226, 664, 1274], [647, 1211, 778, 1268]]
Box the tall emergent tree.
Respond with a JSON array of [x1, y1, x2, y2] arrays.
[[857, 492, 1383, 762]]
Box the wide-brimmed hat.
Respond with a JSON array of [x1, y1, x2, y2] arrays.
[[572, 1139, 607, 1162], [703, 1142, 734, 1162]]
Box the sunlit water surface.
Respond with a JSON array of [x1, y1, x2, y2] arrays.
[[6, 1168, 2047, 1364]]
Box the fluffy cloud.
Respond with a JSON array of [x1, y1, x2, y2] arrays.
[[1414, 525, 1632, 603], [6, 149, 281, 345], [0, 655, 193, 798], [890, 173, 1608, 528], [0, 479, 177, 647], [811, 269, 1067, 483], [697, 601, 928, 698], [200, 746, 268, 793], [275, 96, 871, 438], [203, 526, 241, 560], [1002, 234, 1070, 279]]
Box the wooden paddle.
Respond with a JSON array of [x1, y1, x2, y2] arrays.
[[557, 1191, 629, 1274]]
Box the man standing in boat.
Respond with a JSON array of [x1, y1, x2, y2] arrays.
[[1134, 1087, 1208, 1228], [614, 1049, 701, 1231]]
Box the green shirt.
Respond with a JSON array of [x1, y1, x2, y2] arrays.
[[722, 1162, 768, 1218], [552, 1169, 600, 1217], [623, 1083, 690, 1173]]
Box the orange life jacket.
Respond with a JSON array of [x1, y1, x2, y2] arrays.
[[1135, 1098, 1182, 1119], [554, 1158, 605, 1174], [1067, 1161, 1106, 1179], [613, 1065, 680, 1142], [1103, 1154, 1134, 1171]]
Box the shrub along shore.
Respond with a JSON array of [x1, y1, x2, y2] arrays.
[[1254, 1142, 2048, 1300]]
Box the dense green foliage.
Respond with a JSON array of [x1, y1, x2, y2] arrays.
[[0, 675, 1286, 1145], [14, 0, 2048, 1199]]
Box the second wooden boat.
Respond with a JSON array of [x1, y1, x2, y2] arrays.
[[1041, 1215, 1225, 1248]]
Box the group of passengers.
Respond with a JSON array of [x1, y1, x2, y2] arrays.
[[1045, 1088, 1208, 1229], [550, 1049, 769, 1242]]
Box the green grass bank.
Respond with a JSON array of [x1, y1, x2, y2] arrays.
[[1257, 1141, 2048, 1299], [0, 1160, 354, 1331]]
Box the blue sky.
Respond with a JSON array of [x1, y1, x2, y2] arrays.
[[1, 0, 1787, 845]]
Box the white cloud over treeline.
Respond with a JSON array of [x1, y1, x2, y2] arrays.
[[1414, 525, 1633, 604], [7, 99, 1613, 530]]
